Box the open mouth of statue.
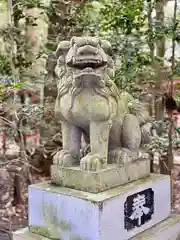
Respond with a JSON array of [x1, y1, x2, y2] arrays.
[[68, 59, 107, 70]]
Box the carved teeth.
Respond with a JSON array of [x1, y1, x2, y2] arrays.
[[68, 57, 107, 70], [82, 67, 93, 72]]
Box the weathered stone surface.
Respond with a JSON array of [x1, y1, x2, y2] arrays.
[[52, 36, 151, 173], [28, 174, 170, 240], [51, 158, 150, 193]]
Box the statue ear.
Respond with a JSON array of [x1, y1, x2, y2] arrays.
[[56, 41, 70, 59], [70, 37, 77, 47], [101, 40, 113, 56]]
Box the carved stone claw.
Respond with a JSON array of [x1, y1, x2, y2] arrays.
[[53, 150, 78, 167], [80, 153, 106, 171], [108, 148, 138, 165]]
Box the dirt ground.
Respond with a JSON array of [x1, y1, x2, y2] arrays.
[[172, 165, 180, 213], [0, 171, 49, 239]]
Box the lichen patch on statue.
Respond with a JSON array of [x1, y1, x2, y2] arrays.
[[52, 36, 150, 171]]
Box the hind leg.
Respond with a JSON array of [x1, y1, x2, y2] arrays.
[[121, 114, 141, 152], [109, 114, 141, 165]]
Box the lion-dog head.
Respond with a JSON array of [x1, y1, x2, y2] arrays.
[[55, 37, 119, 104], [66, 36, 112, 89]]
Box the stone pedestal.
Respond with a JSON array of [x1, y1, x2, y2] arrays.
[[26, 174, 171, 240], [51, 158, 150, 193]]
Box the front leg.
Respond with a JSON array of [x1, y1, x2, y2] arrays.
[[80, 121, 111, 171], [53, 121, 81, 167]]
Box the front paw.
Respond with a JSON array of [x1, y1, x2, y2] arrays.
[[53, 150, 78, 167], [80, 153, 106, 171], [108, 148, 138, 165]]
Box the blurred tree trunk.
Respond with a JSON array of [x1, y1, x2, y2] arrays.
[[154, 0, 166, 120], [155, 0, 165, 58]]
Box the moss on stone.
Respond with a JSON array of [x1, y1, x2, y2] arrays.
[[30, 226, 51, 238], [71, 236, 82, 240], [71, 235, 88, 240], [35, 201, 72, 239], [40, 202, 72, 231], [59, 220, 71, 231], [31, 173, 168, 203]]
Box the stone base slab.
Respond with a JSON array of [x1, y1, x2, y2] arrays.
[[133, 214, 180, 240], [13, 215, 180, 240], [51, 158, 150, 193], [28, 174, 170, 240], [13, 227, 49, 239]]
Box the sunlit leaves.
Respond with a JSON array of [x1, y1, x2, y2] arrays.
[[99, 0, 145, 34], [0, 55, 12, 76]]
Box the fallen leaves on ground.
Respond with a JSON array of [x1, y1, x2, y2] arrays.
[[172, 165, 180, 213], [0, 170, 50, 231]]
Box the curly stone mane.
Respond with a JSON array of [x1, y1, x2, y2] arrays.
[[55, 39, 120, 109]]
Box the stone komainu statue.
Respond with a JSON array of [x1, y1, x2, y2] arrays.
[[52, 36, 150, 171]]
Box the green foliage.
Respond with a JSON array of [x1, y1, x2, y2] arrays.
[[0, 0, 177, 96], [46, 0, 98, 44], [15, 0, 47, 9], [0, 81, 24, 103], [99, 0, 145, 35], [0, 25, 33, 71], [69, 0, 158, 94], [0, 55, 12, 75], [73, 1, 103, 35], [96, 0, 155, 93], [11, 81, 24, 89], [47, 1, 80, 44], [44, 0, 157, 96]]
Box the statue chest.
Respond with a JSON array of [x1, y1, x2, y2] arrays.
[[56, 90, 117, 124]]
